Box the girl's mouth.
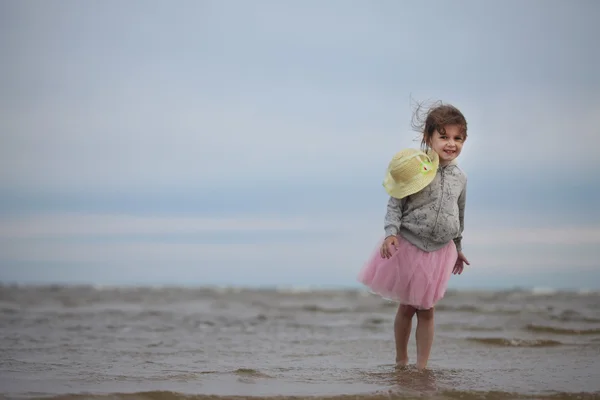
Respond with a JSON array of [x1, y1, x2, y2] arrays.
[[443, 149, 456, 156]]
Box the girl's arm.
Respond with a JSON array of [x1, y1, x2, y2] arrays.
[[453, 183, 467, 252], [384, 196, 405, 238]]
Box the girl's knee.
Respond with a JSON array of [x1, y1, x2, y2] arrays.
[[398, 304, 417, 319], [416, 307, 435, 320]]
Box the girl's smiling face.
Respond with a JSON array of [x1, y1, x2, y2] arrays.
[[428, 124, 466, 166]]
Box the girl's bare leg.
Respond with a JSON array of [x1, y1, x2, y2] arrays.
[[415, 307, 435, 370], [394, 304, 416, 366]]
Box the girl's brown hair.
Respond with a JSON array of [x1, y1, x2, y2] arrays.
[[410, 100, 468, 152]]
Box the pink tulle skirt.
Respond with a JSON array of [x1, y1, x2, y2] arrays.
[[357, 235, 457, 310]]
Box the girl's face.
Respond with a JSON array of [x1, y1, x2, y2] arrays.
[[428, 124, 466, 166]]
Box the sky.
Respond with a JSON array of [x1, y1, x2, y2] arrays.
[[1, 0, 599, 290]]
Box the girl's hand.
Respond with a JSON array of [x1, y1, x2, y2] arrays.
[[380, 235, 398, 259], [453, 251, 470, 275]]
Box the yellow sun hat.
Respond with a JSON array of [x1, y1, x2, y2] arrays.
[[383, 148, 439, 199]]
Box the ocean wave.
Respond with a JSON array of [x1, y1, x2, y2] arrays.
[[2, 285, 599, 311], [299, 305, 353, 314], [434, 304, 521, 315], [466, 337, 563, 347], [21, 389, 600, 400], [361, 317, 387, 330], [437, 323, 502, 332], [525, 324, 600, 335], [576, 288, 600, 295], [520, 287, 600, 297], [549, 310, 600, 323], [435, 304, 482, 313], [0, 306, 19, 314], [531, 287, 559, 296], [233, 368, 273, 378]]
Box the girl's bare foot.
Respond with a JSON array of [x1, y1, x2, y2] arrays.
[[416, 363, 429, 371], [395, 357, 409, 368]]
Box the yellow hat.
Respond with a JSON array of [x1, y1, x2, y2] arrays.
[[383, 148, 439, 199]]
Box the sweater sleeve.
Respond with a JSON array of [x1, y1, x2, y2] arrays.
[[384, 196, 404, 238], [453, 182, 467, 252]]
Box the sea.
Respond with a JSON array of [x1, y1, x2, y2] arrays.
[[1, 284, 599, 400]]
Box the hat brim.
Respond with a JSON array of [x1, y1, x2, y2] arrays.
[[382, 149, 439, 199], [383, 170, 437, 199]]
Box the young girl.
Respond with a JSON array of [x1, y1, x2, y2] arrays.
[[357, 102, 470, 371]]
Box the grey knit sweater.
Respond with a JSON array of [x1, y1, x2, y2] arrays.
[[384, 162, 467, 252]]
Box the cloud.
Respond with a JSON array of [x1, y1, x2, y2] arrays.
[[1, 0, 599, 193], [0, 83, 402, 190], [2, 212, 599, 245], [467, 227, 600, 246], [1, 86, 598, 193], [0, 213, 335, 239]]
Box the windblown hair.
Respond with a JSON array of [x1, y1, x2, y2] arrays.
[[410, 100, 468, 152]]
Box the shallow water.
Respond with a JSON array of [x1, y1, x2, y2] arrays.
[[1, 284, 599, 399]]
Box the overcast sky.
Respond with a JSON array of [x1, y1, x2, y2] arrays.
[[1, 0, 599, 290]]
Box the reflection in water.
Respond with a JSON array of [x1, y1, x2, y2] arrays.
[[360, 365, 439, 395], [391, 366, 438, 394]]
